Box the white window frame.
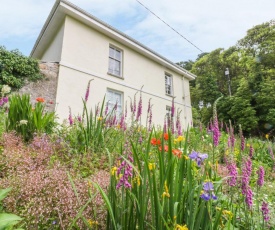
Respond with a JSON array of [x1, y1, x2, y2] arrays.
[[106, 89, 123, 117], [165, 73, 173, 96], [108, 46, 123, 78]]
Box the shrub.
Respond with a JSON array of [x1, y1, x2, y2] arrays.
[[0, 133, 103, 229], [0, 46, 42, 89]]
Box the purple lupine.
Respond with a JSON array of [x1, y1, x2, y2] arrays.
[[3, 97, 8, 103], [77, 116, 82, 122], [105, 101, 109, 116], [68, 107, 73, 125], [95, 103, 100, 116], [119, 114, 125, 130], [133, 92, 137, 115], [213, 117, 220, 147], [116, 142, 134, 189], [249, 144, 254, 158], [261, 201, 270, 222], [268, 145, 275, 171], [124, 101, 127, 119], [241, 135, 245, 151], [148, 105, 153, 132], [177, 120, 182, 136], [0, 99, 3, 106], [257, 166, 265, 187], [136, 93, 142, 121], [241, 158, 253, 209], [212, 98, 221, 147], [163, 118, 167, 133], [84, 79, 93, 102], [189, 151, 208, 167], [245, 186, 253, 209], [171, 97, 175, 118], [200, 182, 217, 201], [226, 161, 238, 186]]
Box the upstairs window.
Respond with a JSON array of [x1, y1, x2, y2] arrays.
[[165, 73, 173, 96], [108, 46, 122, 77]]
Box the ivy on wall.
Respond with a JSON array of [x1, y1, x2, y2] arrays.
[[0, 46, 42, 90]]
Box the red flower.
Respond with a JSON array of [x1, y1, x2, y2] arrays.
[[163, 133, 169, 140], [172, 149, 182, 158], [36, 97, 45, 103], [151, 138, 161, 146], [159, 145, 168, 152]]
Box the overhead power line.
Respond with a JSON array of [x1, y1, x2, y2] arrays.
[[135, 0, 204, 53]]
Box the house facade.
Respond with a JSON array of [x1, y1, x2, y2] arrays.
[[31, 0, 196, 129]]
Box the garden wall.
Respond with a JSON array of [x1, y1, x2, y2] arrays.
[[19, 62, 59, 112]]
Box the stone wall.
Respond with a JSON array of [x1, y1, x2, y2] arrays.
[[19, 62, 59, 112]]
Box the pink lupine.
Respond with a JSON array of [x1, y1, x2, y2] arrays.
[[257, 166, 265, 187], [226, 161, 238, 186], [261, 201, 270, 222]]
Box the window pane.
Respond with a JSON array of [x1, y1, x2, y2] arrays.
[[109, 47, 115, 58], [108, 58, 115, 74], [115, 49, 121, 60]]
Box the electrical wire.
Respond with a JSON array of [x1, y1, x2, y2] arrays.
[[135, 0, 204, 53]]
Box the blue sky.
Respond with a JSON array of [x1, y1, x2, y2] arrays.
[[1, 0, 274, 62]]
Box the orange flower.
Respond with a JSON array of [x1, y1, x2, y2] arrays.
[[172, 149, 182, 158], [159, 145, 169, 152], [36, 97, 45, 103], [151, 138, 161, 146], [163, 133, 169, 140]]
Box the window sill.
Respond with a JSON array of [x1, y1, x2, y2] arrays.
[[165, 93, 174, 98], [107, 72, 124, 80]]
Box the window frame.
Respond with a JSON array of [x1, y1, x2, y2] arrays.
[[108, 45, 123, 78], [165, 73, 173, 96], [106, 88, 124, 117]]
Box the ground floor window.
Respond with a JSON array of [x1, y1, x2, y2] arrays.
[[106, 89, 123, 116]]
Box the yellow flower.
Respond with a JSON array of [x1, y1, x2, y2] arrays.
[[266, 134, 269, 139], [183, 155, 189, 160], [116, 124, 121, 129], [177, 136, 184, 142], [111, 167, 117, 176], [175, 224, 188, 230], [97, 116, 103, 121], [148, 163, 155, 171], [88, 219, 98, 227], [162, 181, 170, 198], [133, 176, 141, 186], [222, 210, 233, 219]]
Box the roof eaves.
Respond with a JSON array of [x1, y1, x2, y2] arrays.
[[30, 0, 61, 57]]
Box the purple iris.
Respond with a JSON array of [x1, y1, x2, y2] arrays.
[[189, 151, 208, 166], [200, 182, 217, 201]]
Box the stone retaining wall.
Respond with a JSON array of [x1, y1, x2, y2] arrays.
[[19, 62, 59, 112]]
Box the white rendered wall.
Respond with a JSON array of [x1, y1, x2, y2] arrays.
[[40, 23, 65, 62], [55, 16, 192, 129]]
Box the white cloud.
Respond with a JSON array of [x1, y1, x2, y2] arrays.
[[0, 0, 274, 61]]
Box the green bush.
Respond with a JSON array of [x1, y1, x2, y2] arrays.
[[6, 94, 56, 141], [0, 46, 42, 89]]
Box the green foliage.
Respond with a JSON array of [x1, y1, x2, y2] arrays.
[[0, 188, 22, 230], [6, 94, 56, 141], [0, 47, 41, 89], [189, 20, 275, 135]]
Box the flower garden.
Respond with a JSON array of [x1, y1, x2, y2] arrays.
[[0, 82, 274, 230]]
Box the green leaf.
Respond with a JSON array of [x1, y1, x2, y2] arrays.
[[0, 213, 22, 229], [0, 188, 12, 202]]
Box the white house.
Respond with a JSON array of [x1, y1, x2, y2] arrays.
[[30, 0, 196, 129]]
